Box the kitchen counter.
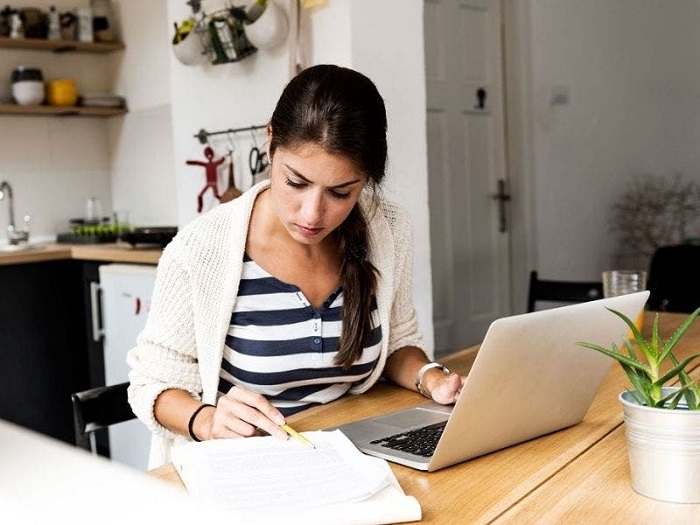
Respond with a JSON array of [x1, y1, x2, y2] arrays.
[[0, 242, 162, 266]]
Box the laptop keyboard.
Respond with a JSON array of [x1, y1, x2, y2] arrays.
[[370, 422, 447, 458]]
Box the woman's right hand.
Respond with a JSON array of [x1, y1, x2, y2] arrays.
[[194, 386, 289, 441]]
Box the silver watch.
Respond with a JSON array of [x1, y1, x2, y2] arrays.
[[415, 362, 450, 398]]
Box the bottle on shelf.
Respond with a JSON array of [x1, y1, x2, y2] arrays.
[[9, 12, 24, 39], [76, 6, 93, 42], [48, 6, 61, 41]]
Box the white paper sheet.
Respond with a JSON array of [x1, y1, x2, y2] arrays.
[[173, 430, 386, 509]]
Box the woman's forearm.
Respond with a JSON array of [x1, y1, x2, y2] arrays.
[[384, 346, 463, 404], [154, 388, 215, 441], [383, 346, 432, 391]]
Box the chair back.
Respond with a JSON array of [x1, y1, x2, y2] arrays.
[[647, 244, 700, 313], [71, 382, 135, 452], [527, 271, 603, 312]]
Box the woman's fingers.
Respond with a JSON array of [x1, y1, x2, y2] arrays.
[[431, 373, 465, 404], [209, 386, 288, 440]]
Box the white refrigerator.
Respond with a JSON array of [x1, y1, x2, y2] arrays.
[[98, 263, 157, 470]]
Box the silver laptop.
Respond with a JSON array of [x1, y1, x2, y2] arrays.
[[335, 291, 649, 471]]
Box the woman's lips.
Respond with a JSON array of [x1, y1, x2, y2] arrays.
[[295, 224, 323, 236]]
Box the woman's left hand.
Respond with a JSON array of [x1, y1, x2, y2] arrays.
[[428, 371, 465, 404]]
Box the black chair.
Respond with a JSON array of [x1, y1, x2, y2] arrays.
[[71, 382, 136, 453], [647, 244, 700, 313], [527, 270, 604, 312]]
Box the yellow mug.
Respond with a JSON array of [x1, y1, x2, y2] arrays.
[[46, 79, 78, 107]]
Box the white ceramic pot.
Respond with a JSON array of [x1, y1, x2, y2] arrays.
[[13, 81, 44, 105], [244, 1, 288, 50], [620, 387, 700, 503]]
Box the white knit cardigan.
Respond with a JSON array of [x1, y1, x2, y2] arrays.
[[127, 179, 428, 468]]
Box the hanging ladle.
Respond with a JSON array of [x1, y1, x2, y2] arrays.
[[220, 149, 242, 203]]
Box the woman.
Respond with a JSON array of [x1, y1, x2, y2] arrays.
[[127, 64, 464, 468]]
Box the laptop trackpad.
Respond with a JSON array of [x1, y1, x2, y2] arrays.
[[373, 408, 449, 429]]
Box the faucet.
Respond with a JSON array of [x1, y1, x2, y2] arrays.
[[0, 180, 30, 245]]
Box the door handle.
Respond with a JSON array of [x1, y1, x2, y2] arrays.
[[475, 87, 487, 110], [89, 281, 104, 342], [491, 179, 511, 233]]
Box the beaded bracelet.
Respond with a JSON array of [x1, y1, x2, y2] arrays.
[[187, 403, 215, 442]]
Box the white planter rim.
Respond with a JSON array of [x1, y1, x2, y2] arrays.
[[619, 387, 698, 413]]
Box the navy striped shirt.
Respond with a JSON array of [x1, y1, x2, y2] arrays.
[[218, 254, 382, 416]]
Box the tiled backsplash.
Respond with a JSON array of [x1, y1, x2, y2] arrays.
[[0, 115, 112, 239]]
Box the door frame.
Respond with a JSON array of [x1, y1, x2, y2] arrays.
[[501, 0, 536, 314]]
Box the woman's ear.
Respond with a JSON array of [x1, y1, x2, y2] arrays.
[[266, 125, 273, 159]]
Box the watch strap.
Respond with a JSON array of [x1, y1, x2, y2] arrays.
[[415, 362, 450, 398]]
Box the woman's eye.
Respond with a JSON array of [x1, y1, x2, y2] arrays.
[[330, 190, 351, 200], [285, 177, 351, 199], [285, 178, 306, 189]]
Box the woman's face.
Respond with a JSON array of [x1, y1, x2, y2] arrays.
[[269, 142, 367, 246]]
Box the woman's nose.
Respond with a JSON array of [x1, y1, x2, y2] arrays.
[[300, 192, 324, 223]]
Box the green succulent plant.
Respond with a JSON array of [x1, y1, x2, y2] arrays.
[[577, 307, 700, 409]]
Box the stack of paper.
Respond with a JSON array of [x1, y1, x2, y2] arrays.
[[171, 429, 421, 524]]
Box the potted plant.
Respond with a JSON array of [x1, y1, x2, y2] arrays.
[[577, 306, 700, 503]]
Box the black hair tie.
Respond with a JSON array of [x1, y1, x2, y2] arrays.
[[188, 403, 215, 442]]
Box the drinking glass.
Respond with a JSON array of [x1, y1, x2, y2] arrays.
[[602, 269, 647, 331], [113, 210, 131, 236]]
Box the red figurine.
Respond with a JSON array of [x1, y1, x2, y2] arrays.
[[186, 146, 226, 213]]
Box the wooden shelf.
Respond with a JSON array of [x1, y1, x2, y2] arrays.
[[0, 36, 127, 118], [0, 36, 124, 54], [0, 104, 127, 118]]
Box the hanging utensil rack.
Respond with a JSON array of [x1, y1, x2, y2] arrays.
[[194, 124, 266, 144], [183, 1, 257, 65]]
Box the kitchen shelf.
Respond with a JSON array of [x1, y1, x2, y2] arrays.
[[0, 36, 124, 53], [0, 103, 127, 118]]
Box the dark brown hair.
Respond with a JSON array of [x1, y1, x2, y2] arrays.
[[269, 64, 387, 368]]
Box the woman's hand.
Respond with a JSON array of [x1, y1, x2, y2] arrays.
[[194, 386, 289, 441], [383, 347, 467, 405], [427, 371, 465, 405]]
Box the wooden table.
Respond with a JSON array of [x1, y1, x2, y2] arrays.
[[149, 311, 700, 524]]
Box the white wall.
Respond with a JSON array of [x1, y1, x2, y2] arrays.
[[526, 0, 700, 280], [348, 0, 433, 349], [109, 0, 177, 228]]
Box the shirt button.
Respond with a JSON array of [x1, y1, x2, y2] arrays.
[[313, 338, 321, 344]]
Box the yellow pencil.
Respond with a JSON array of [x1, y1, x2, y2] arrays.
[[280, 424, 316, 449]]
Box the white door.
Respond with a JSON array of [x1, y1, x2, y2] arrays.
[[425, 0, 511, 353]]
